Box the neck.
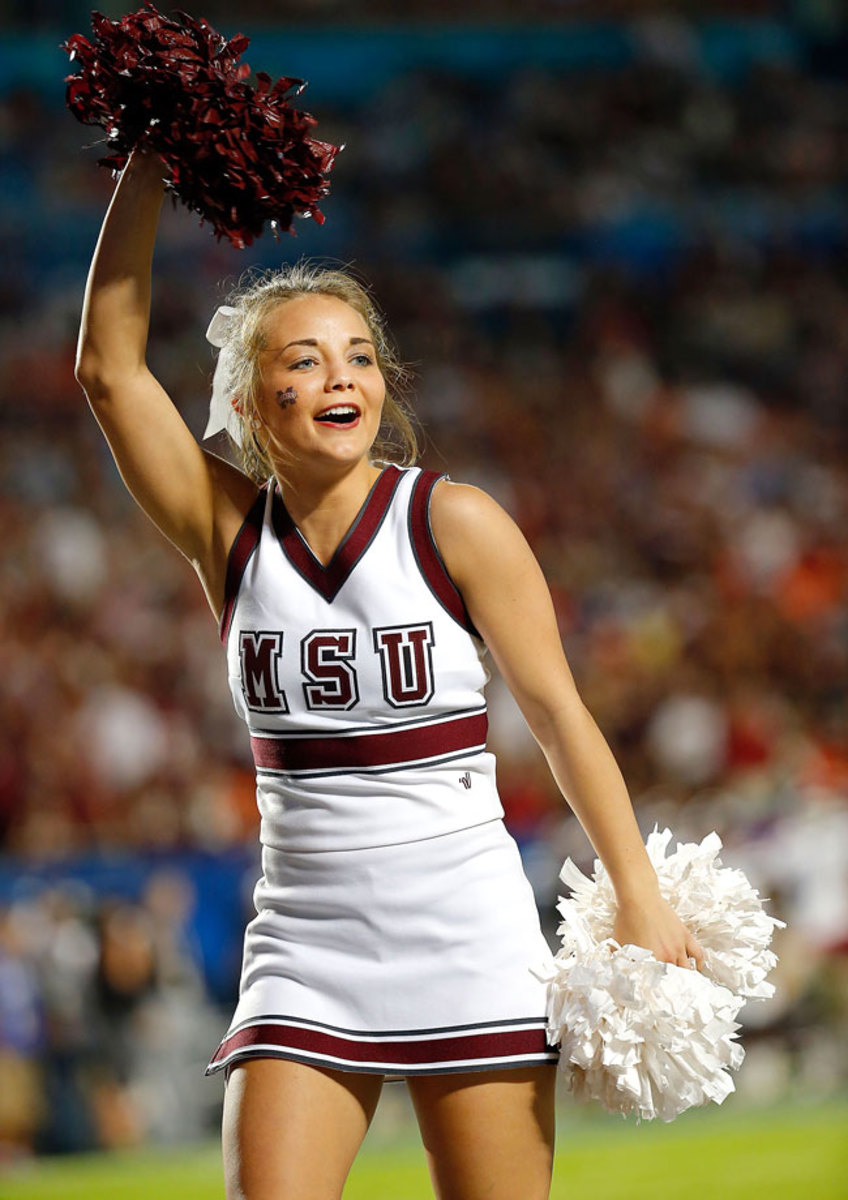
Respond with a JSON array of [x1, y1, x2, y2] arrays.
[[276, 458, 384, 563]]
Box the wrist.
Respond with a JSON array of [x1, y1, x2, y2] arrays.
[[611, 870, 662, 907], [123, 146, 167, 188]]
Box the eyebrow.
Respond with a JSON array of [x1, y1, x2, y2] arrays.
[[276, 336, 375, 352]]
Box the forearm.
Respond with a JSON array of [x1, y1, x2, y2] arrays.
[[532, 697, 661, 904], [434, 485, 702, 963], [76, 149, 167, 390]]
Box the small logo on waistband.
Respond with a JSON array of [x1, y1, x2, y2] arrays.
[[459, 772, 472, 789]]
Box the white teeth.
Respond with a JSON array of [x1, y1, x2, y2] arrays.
[[317, 406, 358, 418]]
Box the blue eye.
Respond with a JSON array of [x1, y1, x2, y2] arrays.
[[290, 357, 317, 370], [351, 353, 374, 366]]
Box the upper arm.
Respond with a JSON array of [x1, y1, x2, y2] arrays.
[[80, 364, 258, 610], [429, 480, 581, 739]]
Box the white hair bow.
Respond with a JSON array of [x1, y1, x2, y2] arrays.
[[204, 305, 243, 445]]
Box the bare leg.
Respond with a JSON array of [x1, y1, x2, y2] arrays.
[[222, 1057, 384, 1200], [407, 1065, 556, 1200]]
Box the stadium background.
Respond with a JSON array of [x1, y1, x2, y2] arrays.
[[0, 1, 846, 1194]]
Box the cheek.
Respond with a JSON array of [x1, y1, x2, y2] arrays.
[[276, 388, 298, 409], [372, 380, 387, 416]]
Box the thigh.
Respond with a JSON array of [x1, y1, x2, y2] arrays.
[[222, 1057, 384, 1200], [407, 1065, 556, 1200]]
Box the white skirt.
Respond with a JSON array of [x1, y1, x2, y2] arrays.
[[207, 819, 558, 1077]]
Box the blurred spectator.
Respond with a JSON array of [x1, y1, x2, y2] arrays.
[[0, 872, 222, 1156]]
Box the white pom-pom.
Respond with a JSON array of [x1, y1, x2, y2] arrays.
[[541, 827, 784, 1122]]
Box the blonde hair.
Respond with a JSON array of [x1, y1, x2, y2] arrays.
[[216, 262, 418, 483]]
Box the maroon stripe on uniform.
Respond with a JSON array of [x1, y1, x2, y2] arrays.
[[408, 471, 478, 635], [273, 465, 402, 602], [219, 489, 267, 644], [250, 711, 488, 774], [210, 1021, 553, 1069]]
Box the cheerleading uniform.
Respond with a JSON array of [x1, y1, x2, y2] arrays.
[[206, 465, 557, 1078]]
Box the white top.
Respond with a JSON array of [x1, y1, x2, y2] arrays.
[[221, 465, 503, 852]]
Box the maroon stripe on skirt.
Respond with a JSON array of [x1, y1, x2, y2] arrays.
[[211, 1021, 554, 1069], [250, 711, 488, 773]]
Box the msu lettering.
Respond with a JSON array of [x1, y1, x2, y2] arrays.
[[239, 622, 436, 712]]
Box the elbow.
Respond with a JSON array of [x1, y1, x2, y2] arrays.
[[74, 347, 102, 394], [524, 692, 590, 755], [75, 332, 147, 397], [74, 350, 123, 405]]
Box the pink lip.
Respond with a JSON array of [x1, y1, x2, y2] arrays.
[[315, 416, 361, 430]]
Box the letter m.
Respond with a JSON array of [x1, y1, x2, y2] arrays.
[[240, 631, 289, 712]]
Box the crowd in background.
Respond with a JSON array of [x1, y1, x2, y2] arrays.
[[0, 11, 846, 1157]]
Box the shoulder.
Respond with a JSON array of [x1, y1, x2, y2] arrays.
[[428, 479, 532, 588], [203, 448, 262, 523], [204, 447, 261, 501], [429, 478, 520, 544]]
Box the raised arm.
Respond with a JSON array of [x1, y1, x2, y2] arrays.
[[74, 149, 257, 613], [431, 481, 704, 968]]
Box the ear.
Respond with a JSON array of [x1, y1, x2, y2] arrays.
[[233, 396, 262, 430]]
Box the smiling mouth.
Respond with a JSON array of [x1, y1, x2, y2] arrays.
[[314, 405, 361, 426]]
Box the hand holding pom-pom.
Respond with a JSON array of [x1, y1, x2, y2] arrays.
[[560, 828, 784, 1001], [62, 3, 341, 248], [540, 828, 784, 1122]]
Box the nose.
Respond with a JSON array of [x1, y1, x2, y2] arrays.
[[326, 364, 354, 391]]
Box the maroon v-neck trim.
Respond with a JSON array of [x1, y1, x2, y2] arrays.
[[271, 465, 403, 602]]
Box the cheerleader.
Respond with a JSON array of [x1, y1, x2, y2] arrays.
[[75, 148, 702, 1200]]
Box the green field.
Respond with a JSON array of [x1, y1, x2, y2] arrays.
[[1, 1099, 845, 1199]]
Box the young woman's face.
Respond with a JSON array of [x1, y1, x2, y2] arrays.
[[253, 294, 386, 473]]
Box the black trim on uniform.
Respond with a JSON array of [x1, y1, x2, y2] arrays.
[[408, 471, 480, 637], [219, 487, 268, 644]]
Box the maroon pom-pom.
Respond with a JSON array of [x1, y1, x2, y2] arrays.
[[62, 4, 341, 248]]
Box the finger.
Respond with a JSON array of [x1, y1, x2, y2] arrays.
[[669, 942, 697, 970], [687, 940, 706, 971]]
